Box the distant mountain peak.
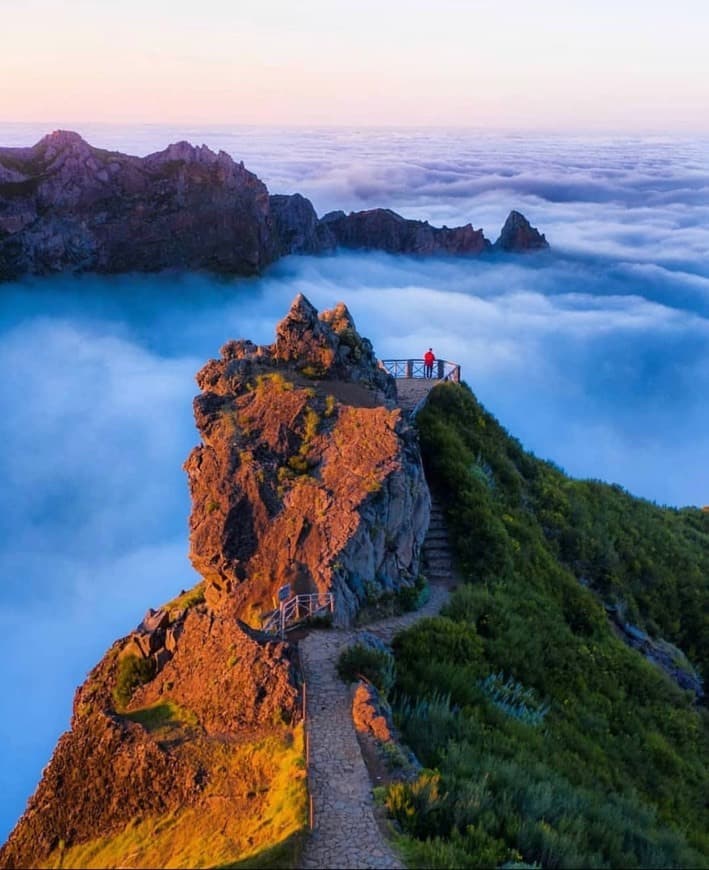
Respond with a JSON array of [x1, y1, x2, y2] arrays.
[[494, 209, 549, 252]]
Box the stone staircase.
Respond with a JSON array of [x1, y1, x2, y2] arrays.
[[422, 497, 454, 589], [395, 377, 438, 416]]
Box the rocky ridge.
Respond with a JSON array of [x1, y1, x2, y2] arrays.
[[0, 131, 549, 280], [0, 292, 431, 868]]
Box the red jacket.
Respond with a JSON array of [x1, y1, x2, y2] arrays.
[[424, 351, 435, 366]]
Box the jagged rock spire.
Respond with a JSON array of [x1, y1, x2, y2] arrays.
[[494, 210, 549, 252]]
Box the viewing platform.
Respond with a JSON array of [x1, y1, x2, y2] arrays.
[[380, 358, 461, 382], [380, 358, 461, 415]]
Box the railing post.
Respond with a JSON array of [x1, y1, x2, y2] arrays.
[[406, 359, 413, 378], [437, 359, 444, 379]]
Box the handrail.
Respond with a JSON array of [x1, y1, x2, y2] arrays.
[[262, 592, 335, 639], [379, 358, 461, 382]]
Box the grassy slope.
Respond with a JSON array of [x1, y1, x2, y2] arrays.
[[43, 723, 307, 870], [387, 382, 708, 869]]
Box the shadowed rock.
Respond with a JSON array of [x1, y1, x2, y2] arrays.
[[494, 209, 549, 252], [0, 131, 277, 278], [0, 131, 549, 280], [321, 207, 491, 255]]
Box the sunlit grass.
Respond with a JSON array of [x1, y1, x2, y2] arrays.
[[42, 725, 307, 870], [164, 581, 206, 611]]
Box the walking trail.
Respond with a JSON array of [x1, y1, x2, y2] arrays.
[[298, 495, 454, 870]]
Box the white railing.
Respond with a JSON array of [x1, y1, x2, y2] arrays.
[[380, 358, 461, 382], [262, 592, 335, 639]]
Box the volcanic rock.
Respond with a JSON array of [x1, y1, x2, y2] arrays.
[[0, 131, 550, 280], [322, 207, 491, 255], [0, 130, 277, 279], [0, 602, 298, 868], [352, 680, 394, 743], [494, 209, 549, 252], [269, 193, 335, 254], [184, 293, 430, 623]]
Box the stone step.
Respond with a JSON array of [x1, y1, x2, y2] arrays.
[[427, 519, 448, 529], [423, 540, 451, 555], [425, 529, 448, 540], [425, 571, 452, 582], [426, 561, 453, 574], [424, 545, 450, 555], [424, 545, 451, 556]]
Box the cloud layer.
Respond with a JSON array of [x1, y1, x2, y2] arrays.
[[1, 125, 708, 841]]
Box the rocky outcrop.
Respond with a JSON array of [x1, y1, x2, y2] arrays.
[[0, 291, 432, 868], [353, 680, 394, 742], [607, 605, 704, 699], [321, 207, 491, 255], [494, 209, 549, 252], [0, 130, 277, 279], [0, 131, 549, 280], [0, 597, 299, 869], [184, 294, 430, 624], [269, 192, 335, 254]]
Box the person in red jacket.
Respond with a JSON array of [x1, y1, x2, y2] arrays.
[[424, 347, 435, 378]]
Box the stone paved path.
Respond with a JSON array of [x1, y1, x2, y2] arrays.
[[298, 498, 453, 870]]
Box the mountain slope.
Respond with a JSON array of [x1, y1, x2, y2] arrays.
[[0, 131, 547, 281], [386, 381, 708, 868]]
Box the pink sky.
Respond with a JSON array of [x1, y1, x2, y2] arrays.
[[2, 0, 709, 131]]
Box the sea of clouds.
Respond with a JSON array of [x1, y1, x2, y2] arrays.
[[0, 124, 708, 840]]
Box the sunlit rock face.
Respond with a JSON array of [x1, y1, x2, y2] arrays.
[[0, 131, 277, 278], [184, 293, 430, 625], [0, 599, 299, 869]]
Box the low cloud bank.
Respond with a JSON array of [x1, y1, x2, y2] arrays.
[[0, 126, 707, 841]]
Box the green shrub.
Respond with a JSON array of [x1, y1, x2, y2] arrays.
[[336, 642, 395, 695], [385, 771, 447, 839], [113, 654, 155, 709], [477, 672, 549, 727], [397, 575, 430, 612]]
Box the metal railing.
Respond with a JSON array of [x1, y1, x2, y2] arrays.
[[262, 592, 335, 639], [380, 358, 461, 382]]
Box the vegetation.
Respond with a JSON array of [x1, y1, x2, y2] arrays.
[[337, 641, 396, 695], [113, 653, 156, 709], [165, 581, 206, 611], [122, 700, 200, 739], [386, 381, 709, 868], [356, 574, 430, 624], [42, 727, 308, 870]]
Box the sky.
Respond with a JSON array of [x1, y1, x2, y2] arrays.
[[1, 124, 708, 841], [2, 0, 709, 130]]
